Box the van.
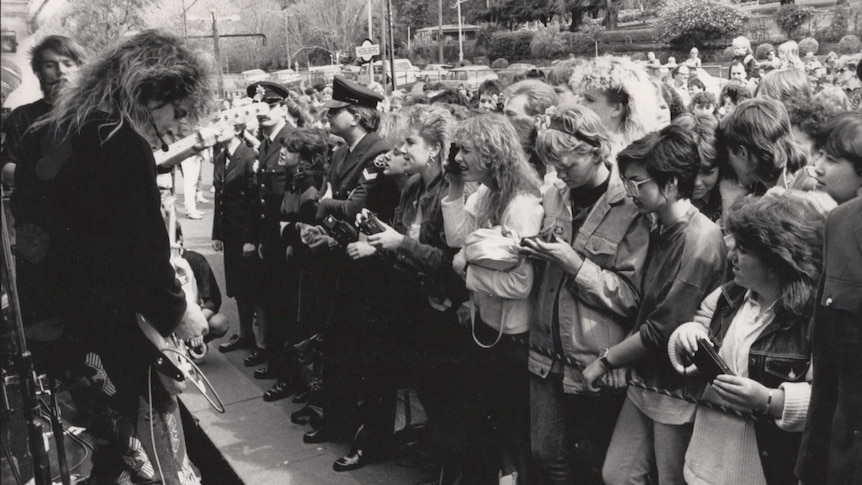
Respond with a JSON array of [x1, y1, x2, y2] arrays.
[[373, 59, 418, 87], [439, 65, 498, 90], [241, 69, 268, 84]]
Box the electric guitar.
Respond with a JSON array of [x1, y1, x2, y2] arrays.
[[135, 196, 200, 395], [154, 102, 270, 168]]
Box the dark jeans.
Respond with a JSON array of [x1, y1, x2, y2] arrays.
[[530, 373, 625, 485]]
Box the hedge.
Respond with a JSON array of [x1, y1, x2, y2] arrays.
[[486, 31, 534, 62]]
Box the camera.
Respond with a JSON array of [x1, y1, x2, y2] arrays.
[[357, 211, 385, 236], [321, 214, 359, 247], [691, 337, 735, 382]]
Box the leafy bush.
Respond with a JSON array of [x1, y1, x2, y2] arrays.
[[838, 34, 861, 53], [819, 8, 850, 42], [715, 46, 738, 62], [600, 28, 659, 44], [656, 0, 747, 48], [756, 42, 775, 59], [530, 24, 567, 59], [798, 37, 819, 56], [486, 31, 534, 62], [491, 58, 509, 69], [775, 5, 815, 38]]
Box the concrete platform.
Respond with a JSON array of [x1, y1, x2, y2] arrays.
[[174, 174, 435, 485]]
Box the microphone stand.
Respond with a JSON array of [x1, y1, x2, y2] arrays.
[[0, 185, 52, 485]]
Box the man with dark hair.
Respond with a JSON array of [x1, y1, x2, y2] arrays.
[[503, 79, 559, 178], [2, 35, 85, 183], [690, 91, 717, 117], [244, 81, 294, 372]]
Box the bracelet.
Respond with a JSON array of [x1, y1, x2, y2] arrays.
[[762, 389, 774, 414], [599, 348, 616, 371]]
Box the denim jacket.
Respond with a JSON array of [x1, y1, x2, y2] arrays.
[[528, 171, 650, 394], [709, 282, 812, 485]]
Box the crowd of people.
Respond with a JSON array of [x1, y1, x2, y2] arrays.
[[1, 28, 861, 485]]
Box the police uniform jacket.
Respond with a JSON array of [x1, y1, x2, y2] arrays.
[[212, 142, 259, 299], [256, 123, 293, 259], [317, 131, 390, 222]]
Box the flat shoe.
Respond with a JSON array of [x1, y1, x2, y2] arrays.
[[243, 347, 270, 367], [263, 381, 295, 402], [254, 366, 278, 380], [333, 449, 369, 472]]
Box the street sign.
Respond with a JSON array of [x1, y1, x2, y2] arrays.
[[355, 39, 379, 63]]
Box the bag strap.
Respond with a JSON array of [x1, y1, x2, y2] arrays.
[[470, 302, 504, 349]]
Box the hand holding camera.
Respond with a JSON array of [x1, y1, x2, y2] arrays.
[[360, 209, 404, 251]]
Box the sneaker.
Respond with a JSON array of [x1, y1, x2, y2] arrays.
[[196, 192, 209, 204], [187, 211, 203, 220]]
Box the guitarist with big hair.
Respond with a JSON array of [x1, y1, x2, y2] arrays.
[[37, 30, 211, 484]]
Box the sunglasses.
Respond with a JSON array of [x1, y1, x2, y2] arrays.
[[620, 176, 654, 198]]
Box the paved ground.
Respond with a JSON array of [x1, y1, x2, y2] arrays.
[[173, 169, 434, 485]]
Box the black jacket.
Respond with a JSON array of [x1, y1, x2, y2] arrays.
[[796, 198, 862, 485]]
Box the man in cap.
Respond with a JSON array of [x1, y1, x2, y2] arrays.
[[241, 81, 294, 372]]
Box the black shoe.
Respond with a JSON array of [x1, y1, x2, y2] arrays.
[[291, 389, 309, 403], [303, 426, 333, 444], [254, 366, 278, 380], [263, 381, 296, 402], [333, 449, 369, 472], [290, 406, 322, 425], [243, 347, 270, 367], [218, 335, 253, 353]]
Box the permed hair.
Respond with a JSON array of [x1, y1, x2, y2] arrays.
[[568, 56, 660, 145], [401, 104, 455, 166], [717, 98, 806, 185], [503, 79, 559, 117], [282, 127, 331, 168], [815, 112, 862, 175], [535, 104, 612, 169], [45, 30, 213, 143], [727, 193, 825, 320], [452, 114, 541, 226], [30, 35, 86, 75], [378, 109, 411, 148], [785, 97, 840, 141], [755, 68, 811, 103], [617, 124, 700, 199], [673, 112, 719, 171]]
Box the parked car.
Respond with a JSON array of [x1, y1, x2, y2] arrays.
[[271, 68, 302, 86], [416, 63, 454, 83], [496, 63, 537, 83], [373, 59, 419, 87], [241, 68, 269, 84], [307, 64, 343, 85], [439, 65, 499, 91]]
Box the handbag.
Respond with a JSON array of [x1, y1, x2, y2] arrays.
[[463, 226, 522, 271]]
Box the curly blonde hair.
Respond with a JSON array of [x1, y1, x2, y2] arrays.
[[402, 104, 455, 167], [453, 114, 541, 227], [568, 55, 660, 146], [45, 30, 213, 143]]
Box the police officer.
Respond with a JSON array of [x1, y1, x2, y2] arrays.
[[244, 81, 294, 372]]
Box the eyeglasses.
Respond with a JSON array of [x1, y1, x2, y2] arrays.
[[621, 176, 654, 198]]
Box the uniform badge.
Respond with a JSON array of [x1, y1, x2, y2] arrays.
[[252, 160, 259, 173], [253, 85, 266, 102]]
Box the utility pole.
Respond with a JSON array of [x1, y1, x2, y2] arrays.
[[451, 0, 469, 62], [212, 11, 223, 97], [438, 0, 443, 63], [367, 0, 373, 38], [387, 0, 395, 92]]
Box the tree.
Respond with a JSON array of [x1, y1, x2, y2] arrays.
[[57, 0, 156, 54], [656, 0, 747, 48], [286, 0, 368, 62]]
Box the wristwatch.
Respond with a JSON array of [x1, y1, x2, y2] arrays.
[[599, 348, 616, 370]]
